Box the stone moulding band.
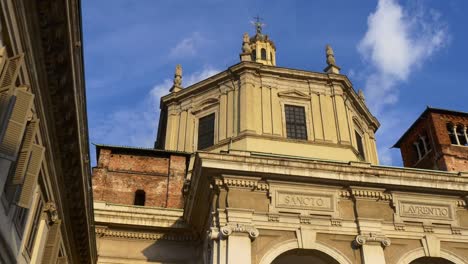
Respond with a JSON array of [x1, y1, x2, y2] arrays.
[[95, 227, 197, 241]]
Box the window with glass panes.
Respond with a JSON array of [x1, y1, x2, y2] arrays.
[[285, 105, 307, 140], [25, 197, 43, 256], [355, 130, 365, 160], [197, 113, 215, 150]]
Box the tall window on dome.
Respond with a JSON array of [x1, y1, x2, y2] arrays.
[[261, 48, 267, 60], [251, 49, 256, 61], [134, 190, 146, 206], [355, 130, 365, 160], [285, 105, 307, 140], [198, 113, 215, 150]]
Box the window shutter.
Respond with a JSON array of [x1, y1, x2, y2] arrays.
[[0, 54, 24, 92], [12, 119, 39, 184], [0, 88, 34, 157], [41, 220, 62, 264], [17, 144, 44, 208]]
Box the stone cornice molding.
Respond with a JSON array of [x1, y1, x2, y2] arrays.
[[214, 175, 269, 191], [355, 233, 391, 247], [95, 226, 197, 241], [195, 152, 468, 192], [350, 187, 392, 201]]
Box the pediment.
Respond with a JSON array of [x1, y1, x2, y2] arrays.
[[277, 90, 311, 100], [192, 97, 219, 114]]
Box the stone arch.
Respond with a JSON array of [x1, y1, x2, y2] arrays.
[[259, 239, 352, 264], [397, 247, 467, 264]]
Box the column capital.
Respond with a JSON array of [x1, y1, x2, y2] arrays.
[[355, 233, 391, 247], [219, 223, 259, 240]]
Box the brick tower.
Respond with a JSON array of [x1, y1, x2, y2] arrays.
[[394, 107, 468, 171]]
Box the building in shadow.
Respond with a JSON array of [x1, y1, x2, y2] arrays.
[[0, 0, 96, 263]]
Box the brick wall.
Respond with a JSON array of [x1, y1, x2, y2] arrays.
[[431, 112, 468, 171], [92, 147, 188, 209], [398, 110, 468, 172]]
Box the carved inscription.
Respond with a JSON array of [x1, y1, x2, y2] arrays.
[[400, 202, 452, 220], [276, 191, 333, 211]]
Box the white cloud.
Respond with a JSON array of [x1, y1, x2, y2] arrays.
[[357, 0, 448, 165], [169, 32, 205, 58], [358, 0, 448, 113], [90, 67, 220, 150]]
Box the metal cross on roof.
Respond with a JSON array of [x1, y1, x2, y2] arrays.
[[252, 15, 265, 34]]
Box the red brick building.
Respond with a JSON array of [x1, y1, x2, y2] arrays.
[[92, 144, 190, 209], [394, 107, 468, 171]]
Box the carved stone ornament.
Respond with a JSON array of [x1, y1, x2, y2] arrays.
[[219, 223, 259, 240], [325, 44, 336, 66], [43, 201, 59, 224], [355, 233, 391, 247], [242, 32, 252, 53]]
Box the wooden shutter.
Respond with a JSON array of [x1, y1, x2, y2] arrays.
[[17, 144, 44, 208], [41, 220, 62, 264], [0, 88, 34, 157], [12, 119, 39, 184], [0, 54, 24, 92]]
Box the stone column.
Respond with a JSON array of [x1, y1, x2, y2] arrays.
[[355, 233, 391, 264], [209, 224, 259, 264], [463, 125, 468, 145], [452, 125, 460, 145]]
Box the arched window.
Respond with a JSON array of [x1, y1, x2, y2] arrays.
[[251, 49, 257, 61], [134, 189, 146, 206], [447, 123, 458, 144], [457, 124, 467, 146], [261, 48, 267, 60]]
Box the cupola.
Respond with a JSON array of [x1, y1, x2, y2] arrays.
[[240, 17, 276, 66]]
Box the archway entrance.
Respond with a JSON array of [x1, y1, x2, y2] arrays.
[[272, 249, 340, 264], [410, 257, 455, 264]]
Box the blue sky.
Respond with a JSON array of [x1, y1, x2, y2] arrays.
[[82, 0, 468, 166]]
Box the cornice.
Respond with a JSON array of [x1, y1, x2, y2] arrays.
[[95, 226, 197, 241], [213, 175, 269, 191], [195, 152, 468, 193]]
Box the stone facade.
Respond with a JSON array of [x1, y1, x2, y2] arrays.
[[93, 28, 468, 264], [395, 107, 468, 171], [0, 0, 96, 263]]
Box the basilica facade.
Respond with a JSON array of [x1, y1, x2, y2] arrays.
[[92, 24, 468, 264]]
